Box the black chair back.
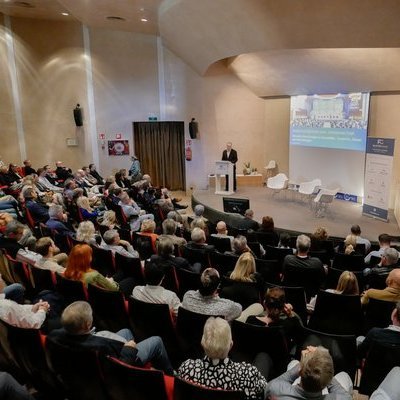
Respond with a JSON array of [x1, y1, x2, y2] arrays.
[[308, 290, 363, 335], [208, 236, 232, 253], [247, 242, 261, 258], [52, 232, 73, 254], [91, 245, 115, 277], [220, 277, 262, 309], [359, 342, 400, 396], [182, 246, 210, 269], [114, 252, 144, 284], [255, 231, 279, 247], [134, 233, 155, 260], [209, 252, 238, 276], [295, 327, 357, 380], [308, 250, 330, 266], [55, 273, 88, 304], [46, 338, 109, 400], [176, 308, 221, 359], [325, 267, 364, 293], [101, 356, 169, 400], [175, 268, 201, 299], [29, 264, 56, 292], [174, 376, 245, 400], [364, 298, 397, 332], [230, 320, 289, 376], [88, 283, 130, 332], [264, 246, 292, 265], [332, 253, 365, 271], [255, 258, 281, 284]]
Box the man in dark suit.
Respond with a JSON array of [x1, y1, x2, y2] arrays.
[[222, 142, 238, 191], [48, 301, 174, 375], [357, 301, 400, 360]]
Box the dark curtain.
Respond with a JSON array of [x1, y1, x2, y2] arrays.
[[133, 121, 185, 190]]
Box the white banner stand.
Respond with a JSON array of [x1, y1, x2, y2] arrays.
[[215, 161, 234, 195]]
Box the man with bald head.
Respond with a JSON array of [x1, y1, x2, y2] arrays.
[[361, 269, 400, 305], [211, 220, 234, 250], [222, 142, 238, 191]]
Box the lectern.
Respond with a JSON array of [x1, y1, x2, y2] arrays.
[[215, 161, 234, 195]]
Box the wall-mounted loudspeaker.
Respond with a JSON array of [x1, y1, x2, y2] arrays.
[[189, 117, 198, 139], [73, 104, 83, 127]]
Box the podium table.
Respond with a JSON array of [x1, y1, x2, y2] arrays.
[[214, 161, 234, 195]]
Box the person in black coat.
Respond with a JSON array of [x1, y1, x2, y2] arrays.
[[48, 301, 174, 375], [222, 142, 238, 191]]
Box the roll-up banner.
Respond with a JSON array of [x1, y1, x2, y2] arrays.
[[363, 138, 395, 221]]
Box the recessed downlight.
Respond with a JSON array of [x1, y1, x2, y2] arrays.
[[61, 12, 69, 16], [141, 18, 148, 22]]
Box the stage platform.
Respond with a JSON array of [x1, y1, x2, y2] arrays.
[[192, 186, 400, 242]]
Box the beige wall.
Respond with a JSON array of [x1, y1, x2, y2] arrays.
[[0, 16, 20, 164], [10, 17, 91, 170], [89, 28, 160, 175]]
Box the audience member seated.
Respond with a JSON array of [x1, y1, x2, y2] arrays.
[[82, 166, 98, 186], [0, 274, 25, 304], [369, 366, 400, 400], [234, 208, 260, 231], [277, 232, 295, 252], [160, 218, 187, 248], [222, 252, 264, 308], [363, 247, 399, 289], [101, 229, 139, 258], [350, 224, 371, 252], [34, 237, 67, 274], [226, 235, 263, 257], [0, 221, 40, 263], [0, 213, 14, 233], [0, 273, 50, 328], [22, 159, 36, 176], [37, 167, 63, 193], [46, 204, 75, 236], [76, 196, 100, 221], [211, 221, 234, 250], [89, 163, 104, 185], [104, 175, 119, 196], [119, 192, 154, 231], [100, 210, 120, 230], [265, 346, 352, 399], [361, 269, 400, 305], [188, 204, 208, 229], [357, 301, 400, 360], [247, 287, 303, 348], [282, 234, 326, 299], [0, 195, 18, 219], [154, 188, 175, 213], [150, 236, 196, 273], [308, 270, 359, 312], [64, 244, 119, 291], [310, 226, 329, 250], [259, 215, 280, 245], [55, 161, 73, 182], [0, 371, 35, 400], [115, 168, 131, 189], [185, 227, 215, 256], [365, 234, 397, 265], [23, 187, 49, 223], [49, 301, 174, 375], [139, 219, 159, 250], [7, 163, 23, 186], [178, 317, 270, 400], [344, 234, 358, 255], [182, 268, 243, 321], [76, 221, 100, 246], [131, 260, 181, 318]]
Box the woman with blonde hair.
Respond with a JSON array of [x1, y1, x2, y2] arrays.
[[64, 244, 118, 291], [344, 234, 357, 255], [140, 219, 158, 251], [230, 252, 257, 282], [100, 210, 119, 230], [76, 196, 98, 220], [76, 221, 99, 246]]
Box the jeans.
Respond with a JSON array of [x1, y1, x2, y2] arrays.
[[3, 283, 25, 304], [0, 371, 34, 400], [135, 336, 174, 376]]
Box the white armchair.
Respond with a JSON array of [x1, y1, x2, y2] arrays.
[[298, 179, 322, 206], [313, 187, 340, 217], [267, 173, 288, 196]]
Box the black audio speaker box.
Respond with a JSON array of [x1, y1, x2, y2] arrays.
[[189, 118, 198, 139], [73, 104, 83, 127]]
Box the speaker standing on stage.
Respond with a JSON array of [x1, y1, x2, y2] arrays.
[[222, 142, 238, 191]]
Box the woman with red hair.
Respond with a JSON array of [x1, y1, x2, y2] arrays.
[[64, 244, 119, 291]]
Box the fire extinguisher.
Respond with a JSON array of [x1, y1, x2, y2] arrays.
[[185, 146, 192, 161]]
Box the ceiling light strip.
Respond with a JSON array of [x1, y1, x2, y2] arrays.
[[4, 15, 26, 162], [82, 25, 99, 167]]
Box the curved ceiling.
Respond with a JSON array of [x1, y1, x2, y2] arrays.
[[2, 0, 400, 97]]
